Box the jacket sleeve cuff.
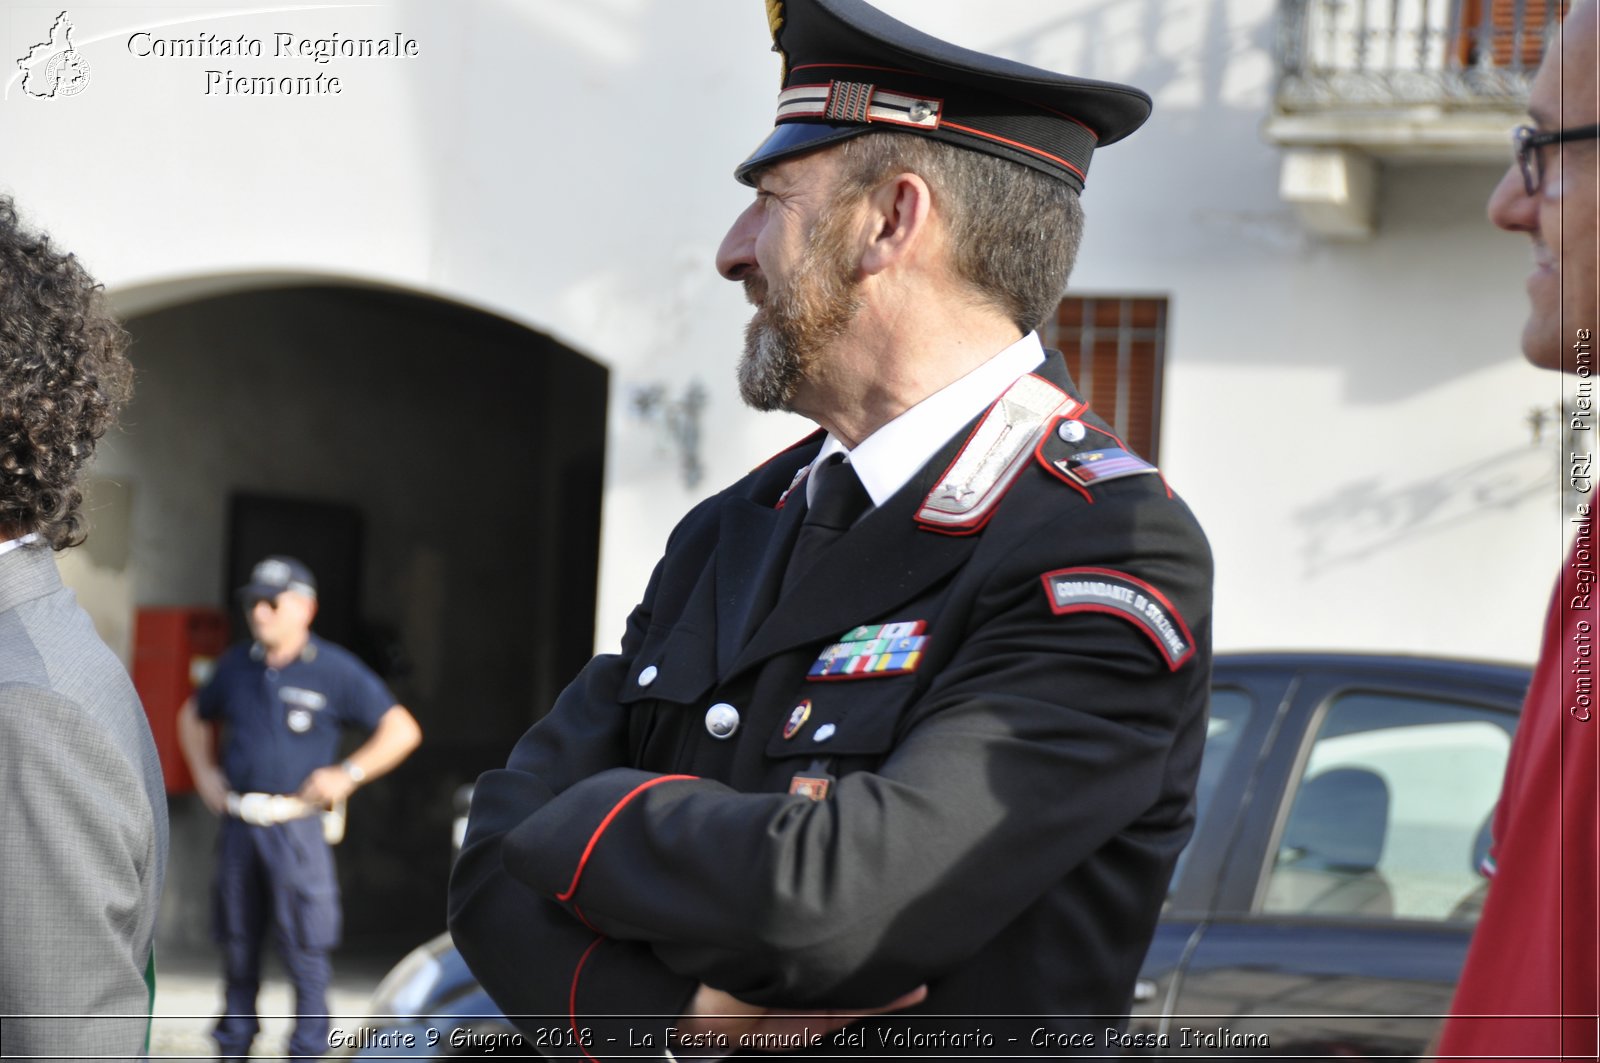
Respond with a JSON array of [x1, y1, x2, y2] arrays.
[[502, 769, 697, 907]]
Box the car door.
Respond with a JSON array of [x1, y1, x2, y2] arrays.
[[1126, 660, 1295, 1045], [1155, 660, 1525, 1057]]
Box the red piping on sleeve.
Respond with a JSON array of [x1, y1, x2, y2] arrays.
[[556, 774, 698, 903], [571, 936, 605, 1063]]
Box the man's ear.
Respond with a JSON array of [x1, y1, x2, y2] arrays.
[[859, 172, 933, 276]]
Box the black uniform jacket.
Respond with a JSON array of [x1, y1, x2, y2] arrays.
[[448, 352, 1213, 1059]]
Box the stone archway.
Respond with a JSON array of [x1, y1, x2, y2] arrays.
[[99, 279, 607, 952]]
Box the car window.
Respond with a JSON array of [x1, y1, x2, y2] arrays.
[[1260, 690, 1515, 923], [1169, 686, 1255, 891]]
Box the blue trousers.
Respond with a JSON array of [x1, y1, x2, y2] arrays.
[[212, 815, 341, 1060]]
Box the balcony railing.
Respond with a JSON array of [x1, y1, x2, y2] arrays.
[[1276, 0, 1563, 111]]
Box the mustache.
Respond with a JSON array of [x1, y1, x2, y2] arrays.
[[743, 274, 767, 307]]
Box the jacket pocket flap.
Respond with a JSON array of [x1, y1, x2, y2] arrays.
[[618, 624, 716, 706]]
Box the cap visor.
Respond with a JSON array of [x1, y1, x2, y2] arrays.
[[735, 122, 869, 184]]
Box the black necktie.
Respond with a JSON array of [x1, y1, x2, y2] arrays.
[[782, 455, 872, 594]]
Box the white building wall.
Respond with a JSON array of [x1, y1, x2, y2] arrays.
[[0, 0, 1559, 668]]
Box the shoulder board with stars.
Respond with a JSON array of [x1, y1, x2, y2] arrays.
[[916, 373, 1082, 534], [1034, 414, 1165, 500]]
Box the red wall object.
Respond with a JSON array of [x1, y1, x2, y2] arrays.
[[133, 607, 229, 794]]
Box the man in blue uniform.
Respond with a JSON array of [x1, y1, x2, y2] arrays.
[[178, 555, 421, 1060], [450, 1, 1212, 1057]]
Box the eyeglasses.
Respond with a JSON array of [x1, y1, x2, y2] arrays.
[[1513, 124, 1600, 195]]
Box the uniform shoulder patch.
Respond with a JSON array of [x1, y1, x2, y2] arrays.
[[1039, 566, 1195, 671], [1035, 415, 1160, 495]]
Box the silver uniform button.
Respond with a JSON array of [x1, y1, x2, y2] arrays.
[[638, 665, 658, 687], [813, 723, 837, 742], [1057, 419, 1087, 443], [705, 703, 740, 739]]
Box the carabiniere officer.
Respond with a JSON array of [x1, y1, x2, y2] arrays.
[[449, 1, 1213, 1057]]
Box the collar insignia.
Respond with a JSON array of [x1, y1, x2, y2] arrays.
[[916, 373, 1081, 533]]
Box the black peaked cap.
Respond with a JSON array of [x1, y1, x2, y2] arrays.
[[735, 0, 1153, 192]]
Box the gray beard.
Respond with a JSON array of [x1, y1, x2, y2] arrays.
[[737, 313, 804, 412]]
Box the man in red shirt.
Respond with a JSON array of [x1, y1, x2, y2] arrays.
[[1438, 2, 1599, 1057]]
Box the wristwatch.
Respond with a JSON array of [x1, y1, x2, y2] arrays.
[[341, 759, 367, 784]]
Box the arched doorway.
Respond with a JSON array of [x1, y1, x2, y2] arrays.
[[100, 280, 607, 952]]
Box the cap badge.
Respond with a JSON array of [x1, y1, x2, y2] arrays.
[[766, 0, 787, 77], [253, 559, 291, 586]]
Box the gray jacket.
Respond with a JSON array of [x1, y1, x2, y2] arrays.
[[0, 542, 169, 1060]]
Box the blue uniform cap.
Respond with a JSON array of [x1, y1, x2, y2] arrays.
[[736, 0, 1153, 193], [238, 555, 318, 601]]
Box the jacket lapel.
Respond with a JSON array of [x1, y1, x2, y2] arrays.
[[728, 351, 1083, 676], [713, 497, 794, 673], [730, 420, 980, 675], [711, 438, 823, 674]]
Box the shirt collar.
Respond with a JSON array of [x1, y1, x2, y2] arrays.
[[0, 533, 41, 558], [808, 332, 1046, 508], [250, 636, 320, 665]]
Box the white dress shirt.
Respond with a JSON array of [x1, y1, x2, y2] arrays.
[[806, 331, 1047, 508]]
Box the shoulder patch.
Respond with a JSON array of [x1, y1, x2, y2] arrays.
[[1036, 415, 1159, 492], [916, 373, 1081, 534], [1039, 566, 1195, 671]]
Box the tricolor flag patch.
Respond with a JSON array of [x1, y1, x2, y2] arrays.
[[1040, 567, 1194, 670]]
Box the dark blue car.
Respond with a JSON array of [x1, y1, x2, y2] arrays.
[[343, 652, 1530, 1058]]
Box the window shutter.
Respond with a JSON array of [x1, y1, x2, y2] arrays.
[[1044, 296, 1169, 463]]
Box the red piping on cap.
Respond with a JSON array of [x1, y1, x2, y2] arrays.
[[941, 120, 1086, 181]]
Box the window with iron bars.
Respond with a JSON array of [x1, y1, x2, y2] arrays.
[[1042, 296, 1169, 464], [1455, 0, 1570, 68]]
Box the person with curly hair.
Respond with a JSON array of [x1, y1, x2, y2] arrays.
[[0, 195, 168, 1060]]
